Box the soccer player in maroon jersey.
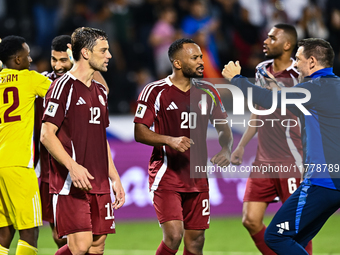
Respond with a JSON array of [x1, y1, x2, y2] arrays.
[[230, 24, 312, 254], [34, 35, 109, 249], [40, 27, 125, 255], [134, 38, 233, 255]]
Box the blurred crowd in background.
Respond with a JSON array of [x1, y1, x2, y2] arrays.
[[1, 0, 340, 114]]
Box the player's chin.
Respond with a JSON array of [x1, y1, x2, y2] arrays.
[[99, 66, 108, 72], [195, 72, 204, 78], [56, 72, 65, 77]]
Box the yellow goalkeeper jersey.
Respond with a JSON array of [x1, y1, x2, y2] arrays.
[[0, 68, 51, 168]]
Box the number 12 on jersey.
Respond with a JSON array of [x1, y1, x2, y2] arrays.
[[89, 107, 101, 124]]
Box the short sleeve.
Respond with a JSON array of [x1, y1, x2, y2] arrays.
[[42, 81, 69, 128], [134, 98, 157, 128], [31, 70, 52, 98]]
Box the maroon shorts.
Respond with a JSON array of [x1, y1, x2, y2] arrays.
[[55, 193, 115, 238], [243, 162, 301, 203], [152, 190, 210, 230], [40, 181, 54, 223]]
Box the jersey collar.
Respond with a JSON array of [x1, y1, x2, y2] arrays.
[[308, 67, 334, 79]]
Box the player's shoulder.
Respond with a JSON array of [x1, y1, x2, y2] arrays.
[[138, 77, 171, 102], [193, 78, 215, 90], [6, 68, 41, 78], [93, 79, 108, 96], [285, 58, 299, 76], [48, 72, 75, 98], [192, 78, 222, 97], [1, 68, 47, 83], [41, 71, 58, 80], [255, 59, 274, 70]]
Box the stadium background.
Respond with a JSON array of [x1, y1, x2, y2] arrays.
[[2, 0, 340, 253]]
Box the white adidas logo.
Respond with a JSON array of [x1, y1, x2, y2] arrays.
[[76, 97, 86, 105], [166, 102, 178, 110], [276, 221, 289, 234]]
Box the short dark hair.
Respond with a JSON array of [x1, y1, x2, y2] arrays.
[[298, 38, 334, 68], [71, 27, 108, 61], [0, 35, 26, 64], [168, 38, 196, 62], [51, 35, 71, 52], [274, 23, 298, 49]]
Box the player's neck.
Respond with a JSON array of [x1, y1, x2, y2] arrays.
[[169, 74, 191, 92], [272, 55, 292, 73], [69, 63, 95, 87]]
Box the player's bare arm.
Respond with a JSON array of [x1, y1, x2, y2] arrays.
[[40, 122, 94, 191], [135, 123, 192, 153], [222, 60, 241, 81], [107, 141, 125, 209], [210, 123, 233, 167], [231, 112, 259, 165]]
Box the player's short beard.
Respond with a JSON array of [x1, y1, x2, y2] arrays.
[[89, 59, 107, 72], [53, 67, 67, 76], [182, 66, 203, 78], [265, 49, 283, 60]]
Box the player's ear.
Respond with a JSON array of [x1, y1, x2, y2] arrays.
[[283, 41, 291, 51], [14, 55, 21, 65], [81, 48, 89, 60], [309, 56, 317, 69], [173, 59, 181, 69]]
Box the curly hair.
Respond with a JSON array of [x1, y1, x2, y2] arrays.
[[51, 35, 71, 52], [168, 38, 196, 63], [0, 35, 26, 65]]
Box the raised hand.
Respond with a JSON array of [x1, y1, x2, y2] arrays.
[[222, 61, 241, 81]]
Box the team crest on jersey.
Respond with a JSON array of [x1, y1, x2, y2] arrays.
[[98, 95, 105, 106], [45, 102, 59, 117], [135, 103, 146, 118], [198, 100, 208, 111]]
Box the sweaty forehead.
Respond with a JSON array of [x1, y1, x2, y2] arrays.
[[94, 39, 109, 49], [268, 27, 285, 38], [51, 50, 69, 59], [296, 46, 305, 57], [22, 43, 30, 53], [181, 43, 201, 56]]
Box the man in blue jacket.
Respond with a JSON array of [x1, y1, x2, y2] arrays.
[[222, 38, 340, 255]]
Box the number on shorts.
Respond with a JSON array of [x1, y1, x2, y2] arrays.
[[105, 203, 114, 220], [288, 177, 297, 194], [202, 199, 210, 216]]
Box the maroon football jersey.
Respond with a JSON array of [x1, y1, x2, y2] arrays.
[[134, 77, 227, 192], [42, 72, 110, 195], [34, 71, 58, 182], [255, 59, 303, 163]]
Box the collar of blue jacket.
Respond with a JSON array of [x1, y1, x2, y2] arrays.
[[308, 67, 334, 79]]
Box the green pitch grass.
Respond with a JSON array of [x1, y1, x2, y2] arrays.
[[9, 214, 340, 254]]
